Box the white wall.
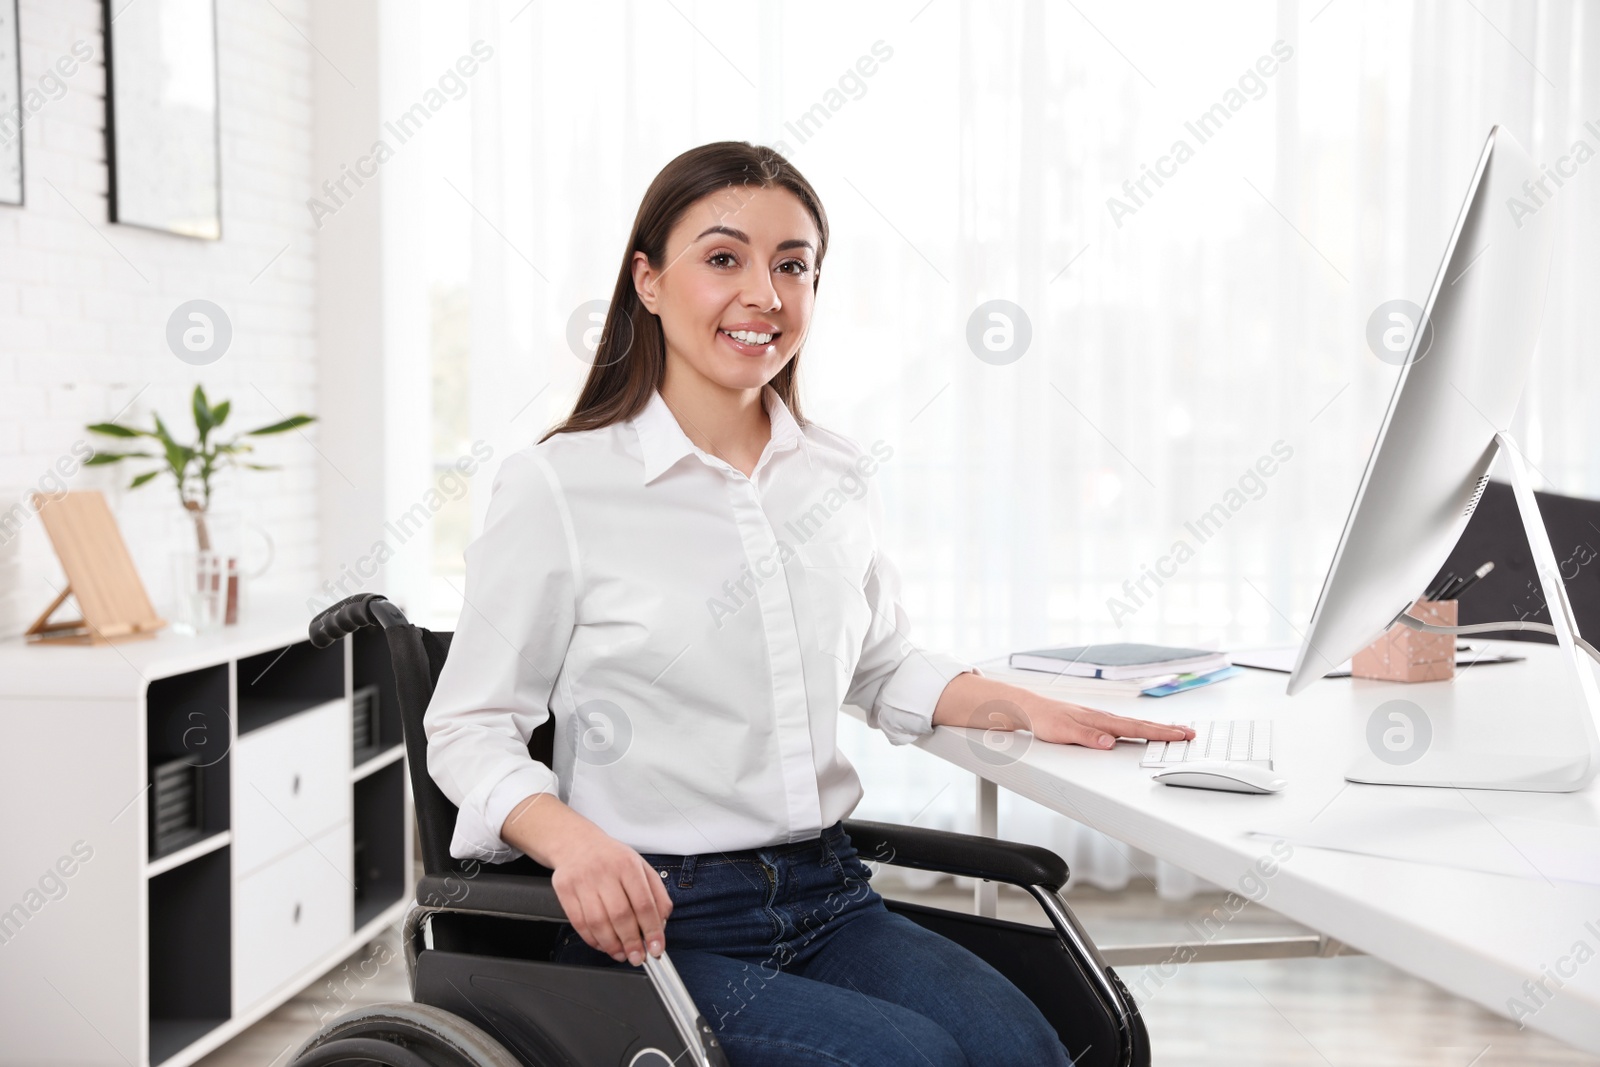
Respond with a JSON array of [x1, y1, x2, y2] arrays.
[[428, 3, 1600, 882], [309, 0, 435, 627], [0, 0, 319, 639]]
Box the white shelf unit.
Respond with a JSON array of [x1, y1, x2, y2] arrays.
[[0, 601, 415, 1067]]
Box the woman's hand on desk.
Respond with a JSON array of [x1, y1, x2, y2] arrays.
[[501, 793, 672, 968], [932, 672, 1196, 749]]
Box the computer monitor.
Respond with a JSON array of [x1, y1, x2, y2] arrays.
[[1286, 125, 1600, 791]]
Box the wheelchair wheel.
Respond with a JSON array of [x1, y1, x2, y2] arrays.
[[288, 1002, 525, 1067]]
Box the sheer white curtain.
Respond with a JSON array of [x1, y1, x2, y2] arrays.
[[416, 0, 1600, 897]]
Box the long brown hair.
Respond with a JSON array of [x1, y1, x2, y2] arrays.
[[539, 141, 829, 442]]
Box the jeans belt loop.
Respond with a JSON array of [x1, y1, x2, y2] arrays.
[[678, 852, 698, 889], [819, 833, 844, 875]]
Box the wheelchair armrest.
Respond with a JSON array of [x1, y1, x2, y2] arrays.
[[415, 870, 568, 922], [414, 825, 1068, 918], [841, 819, 1069, 892]]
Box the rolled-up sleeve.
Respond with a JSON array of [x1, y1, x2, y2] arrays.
[[845, 542, 981, 746], [423, 448, 577, 863]]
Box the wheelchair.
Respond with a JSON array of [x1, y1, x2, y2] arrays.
[[289, 592, 1151, 1066]]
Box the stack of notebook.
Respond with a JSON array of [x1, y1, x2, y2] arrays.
[[1005, 643, 1239, 697]]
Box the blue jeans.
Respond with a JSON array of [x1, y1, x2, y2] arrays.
[[551, 820, 1075, 1067]]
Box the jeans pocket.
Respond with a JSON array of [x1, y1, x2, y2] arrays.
[[833, 846, 874, 889]]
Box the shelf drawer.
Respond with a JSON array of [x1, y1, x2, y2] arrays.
[[234, 821, 353, 1014], [235, 698, 351, 875]]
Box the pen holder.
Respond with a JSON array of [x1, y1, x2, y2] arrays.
[[1350, 598, 1457, 683]]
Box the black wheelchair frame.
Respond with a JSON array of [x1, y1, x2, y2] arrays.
[[288, 592, 1152, 1066]]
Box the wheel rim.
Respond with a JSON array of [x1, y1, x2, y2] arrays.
[[291, 1035, 439, 1067]]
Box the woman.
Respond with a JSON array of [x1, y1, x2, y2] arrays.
[[424, 140, 1193, 1066]]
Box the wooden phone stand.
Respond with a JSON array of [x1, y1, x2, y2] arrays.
[[24, 490, 167, 645]]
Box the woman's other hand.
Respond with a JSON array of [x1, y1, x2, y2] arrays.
[[501, 793, 672, 966], [1024, 701, 1196, 749], [932, 672, 1197, 750]]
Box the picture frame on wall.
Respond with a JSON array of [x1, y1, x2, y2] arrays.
[[0, 0, 21, 206], [103, 0, 221, 238]]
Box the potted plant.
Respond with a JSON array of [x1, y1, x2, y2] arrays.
[[85, 385, 315, 628]]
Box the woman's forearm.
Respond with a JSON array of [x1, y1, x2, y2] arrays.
[[501, 791, 606, 867], [931, 670, 1193, 749], [931, 671, 1069, 735]]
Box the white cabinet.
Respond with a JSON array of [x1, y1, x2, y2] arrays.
[[0, 601, 414, 1067], [234, 699, 352, 876], [235, 821, 354, 1013]]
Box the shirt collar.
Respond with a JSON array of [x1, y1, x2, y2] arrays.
[[631, 385, 811, 485]]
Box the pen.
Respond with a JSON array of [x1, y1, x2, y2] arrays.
[[1440, 561, 1494, 601], [1424, 570, 1456, 601]]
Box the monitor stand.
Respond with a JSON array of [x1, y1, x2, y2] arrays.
[[1344, 432, 1600, 792]]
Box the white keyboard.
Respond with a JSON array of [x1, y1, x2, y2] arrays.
[[1140, 719, 1273, 769]]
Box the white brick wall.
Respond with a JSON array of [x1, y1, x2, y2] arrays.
[[0, 0, 319, 638]]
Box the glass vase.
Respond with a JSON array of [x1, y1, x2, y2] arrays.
[[170, 550, 234, 635], [168, 508, 275, 634]]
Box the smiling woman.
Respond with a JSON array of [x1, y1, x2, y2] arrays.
[[540, 142, 829, 454], [421, 140, 1189, 1067]]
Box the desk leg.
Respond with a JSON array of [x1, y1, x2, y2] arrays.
[[975, 775, 998, 918]]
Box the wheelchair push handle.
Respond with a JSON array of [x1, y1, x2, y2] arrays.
[[308, 592, 413, 648]]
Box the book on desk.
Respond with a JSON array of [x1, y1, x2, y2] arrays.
[[1005, 642, 1239, 698]]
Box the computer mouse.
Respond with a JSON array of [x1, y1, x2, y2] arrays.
[[1151, 762, 1286, 794]]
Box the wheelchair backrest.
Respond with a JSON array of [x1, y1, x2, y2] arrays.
[[369, 622, 556, 880]]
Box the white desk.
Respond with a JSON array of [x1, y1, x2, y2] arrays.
[[846, 641, 1600, 1055]]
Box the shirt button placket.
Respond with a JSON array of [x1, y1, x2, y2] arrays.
[[729, 471, 820, 843]]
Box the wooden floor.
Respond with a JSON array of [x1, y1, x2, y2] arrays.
[[197, 867, 1600, 1067]]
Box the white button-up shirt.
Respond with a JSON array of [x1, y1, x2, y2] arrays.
[[423, 385, 979, 863]]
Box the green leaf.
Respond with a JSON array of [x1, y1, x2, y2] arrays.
[[211, 400, 230, 427], [245, 414, 316, 436], [86, 422, 141, 438], [84, 451, 150, 465], [193, 385, 213, 439], [162, 438, 193, 474], [152, 412, 178, 448], [129, 470, 162, 489], [242, 463, 278, 471]]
